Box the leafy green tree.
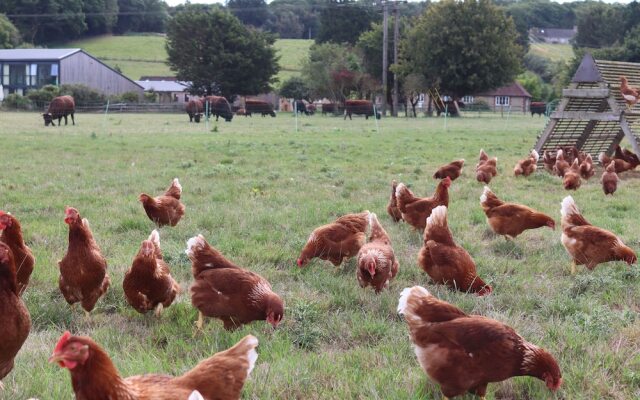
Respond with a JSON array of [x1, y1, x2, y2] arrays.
[[264, 8, 304, 38], [574, 2, 626, 49], [83, 0, 118, 35], [401, 0, 523, 98], [316, 0, 377, 45], [0, 13, 21, 48], [228, 0, 272, 28], [268, 0, 320, 39], [115, 0, 168, 33], [279, 76, 310, 100], [1, 0, 87, 44], [301, 42, 360, 101], [166, 6, 280, 98], [402, 73, 428, 117]]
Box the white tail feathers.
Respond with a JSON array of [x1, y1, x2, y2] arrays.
[[185, 234, 206, 257], [598, 152, 606, 164], [368, 212, 379, 230], [561, 196, 578, 218], [244, 335, 259, 377], [395, 182, 408, 198], [397, 286, 430, 315], [426, 205, 447, 229], [557, 149, 564, 158], [188, 391, 204, 400], [148, 229, 160, 247], [173, 178, 182, 193], [480, 186, 492, 204], [531, 149, 540, 162]]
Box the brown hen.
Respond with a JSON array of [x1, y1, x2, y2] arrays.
[[186, 234, 284, 330], [0, 211, 35, 295], [417, 206, 491, 296], [386, 180, 403, 222], [0, 242, 31, 385], [395, 178, 450, 231], [123, 230, 180, 316], [297, 211, 369, 267], [58, 207, 110, 314], [398, 286, 562, 399], [433, 159, 465, 181], [601, 161, 619, 195], [139, 178, 185, 227], [513, 149, 539, 177], [480, 187, 555, 239], [356, 213, 399, 293], [49, 331, 258, 400], [561, 196, 636, 274]]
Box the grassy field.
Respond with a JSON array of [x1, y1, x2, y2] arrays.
[[528, 43, 574, 64], [1, 112, 639, 399], [64, 35, 312, 83]]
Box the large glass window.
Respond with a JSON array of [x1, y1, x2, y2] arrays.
[[9, 64, 26, 86], [36, 63, 57, 86]]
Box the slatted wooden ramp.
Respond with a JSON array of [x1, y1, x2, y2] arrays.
[[534, 54, 640, 163]]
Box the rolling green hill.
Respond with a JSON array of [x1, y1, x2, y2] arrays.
[[65, 35, 312, 83], [528, 42, 574, 64]]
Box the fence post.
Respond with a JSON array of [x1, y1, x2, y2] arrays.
[[373, 104, 379, 134], [102, 99, 110, 135], [205, 100, 209, 131], [294, 100, 298, 133], [444, 103, 448, 131]]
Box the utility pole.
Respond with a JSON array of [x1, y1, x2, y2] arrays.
[[392, 1, 400, 117], [381, 2, 388, 118]]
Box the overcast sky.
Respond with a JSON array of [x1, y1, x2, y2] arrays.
[[164, 0, 635, 5]]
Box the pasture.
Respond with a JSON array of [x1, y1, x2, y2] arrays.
[[63, 35, 313, 83], [1, 111, 639, 399]]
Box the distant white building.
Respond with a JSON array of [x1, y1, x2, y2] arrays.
[[530, 27, 577, 44], [135, 79, 191, 103]]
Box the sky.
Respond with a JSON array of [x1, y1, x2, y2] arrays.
[[164, 0, 635, 5]]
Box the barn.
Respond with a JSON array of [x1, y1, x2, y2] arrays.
[[0, 48, 143, 98], [466, 82, 532, 113]]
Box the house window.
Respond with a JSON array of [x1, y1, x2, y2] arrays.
[[495, 96, 510, 106], [9, 64, 26, 86], [36, 63, 57, 86], [462, 95, 474, 104]]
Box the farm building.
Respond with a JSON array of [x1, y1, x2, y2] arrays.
[[0, 48, 143, 98], [465, 82, 532, 113], [135, 79, 191, 103], [529, 27, 577, 44]]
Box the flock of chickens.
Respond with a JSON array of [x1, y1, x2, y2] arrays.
[[0, 141, 638, 398]]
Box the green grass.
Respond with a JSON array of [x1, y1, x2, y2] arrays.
[[1, 112, 639, 399], [528, 43, 574, 64], [64, 35, 312, 83], [66, 34, 172, 80], [273, 39, 313, 83]]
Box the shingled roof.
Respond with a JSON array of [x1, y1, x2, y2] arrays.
[[476, 82, 532, 98]]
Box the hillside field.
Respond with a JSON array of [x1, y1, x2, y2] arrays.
[[64, 35, 312, 83], [1, 112, 639, 399], [528, 43, 574, 64]]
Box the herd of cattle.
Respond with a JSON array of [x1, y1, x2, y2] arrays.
[[183, 98, 381, 123], [38, 95, 383, 126]]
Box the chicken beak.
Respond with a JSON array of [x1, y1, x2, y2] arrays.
[[48, 353, 65, 366]]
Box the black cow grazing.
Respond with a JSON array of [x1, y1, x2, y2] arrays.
[[245, 100, 276, 117], [530, 102, 547, 117], [203, 96, 234, 122], [294, 100, 310, 115], [185, 99, 204, 123], [43, 95, 75, 126], [306, 103, 316, 115], [344, 100, 381, 120]]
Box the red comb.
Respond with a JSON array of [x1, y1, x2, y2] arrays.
[[54, 331, 73, 354]]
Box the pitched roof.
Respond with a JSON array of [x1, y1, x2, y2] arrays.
[[476, 82, 532, 98], [135, 80, 189, 92], [537, 28, 576, 39], [0, 48, 81, 61]]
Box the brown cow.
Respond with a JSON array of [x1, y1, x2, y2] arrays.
[[245, 100, 276, 117], [344, 100, 380, 120], [185, 99, 204, 123], [203, 96, 233, 122], [43, 95, 75, 126]]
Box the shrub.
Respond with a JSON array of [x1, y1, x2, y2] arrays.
[[59, 84, 106, 105], [26, 85, 61, 108], [1, 93, 31, 110], [119, 91, 141, 103]]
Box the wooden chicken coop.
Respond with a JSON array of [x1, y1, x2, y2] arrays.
[[534, 54, 640, 163]]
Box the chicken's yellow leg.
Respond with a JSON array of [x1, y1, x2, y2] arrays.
[[196, 311, 204, 330], [571, 261, 577, 275], [154, 303, 164, 317]]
